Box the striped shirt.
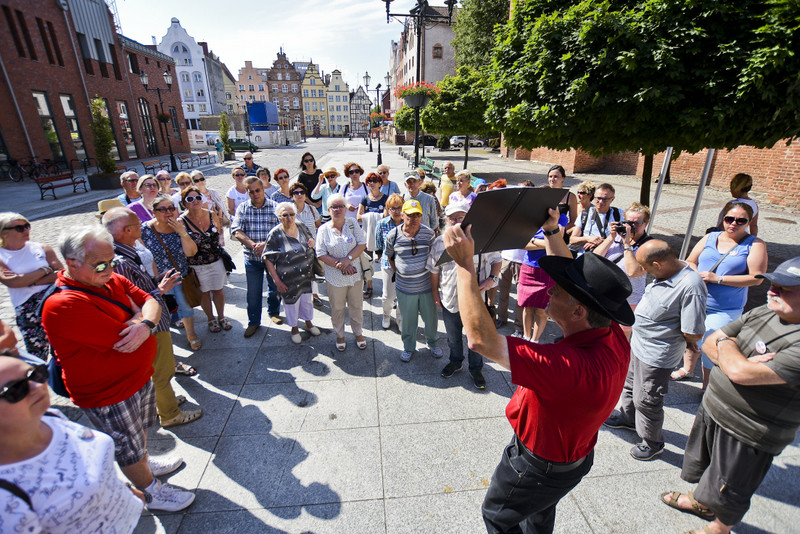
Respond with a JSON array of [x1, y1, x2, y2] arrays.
[[385, 224, 435, 295], [112, 242, 170, 333], [375, 216, 401, 269]]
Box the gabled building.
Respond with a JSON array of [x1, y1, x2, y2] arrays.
[[266, 50, 303, 130], [221, 63, 238, 115], [235, 61, 269, 113], [326, 70, 350, 136], [349, 86, 371, 137], [301, 63, 327, 136]]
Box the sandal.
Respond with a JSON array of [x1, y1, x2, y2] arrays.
[[188, 337, 202, 351], [363, 287, 373, 299], [208, 319, 221, 333], [682, 527, 714, 534], [218, 317, 233, 331], [356, 336, 367, 350], [175, 362, 198, 376], [670, 367, 694, 381], [660, 491, 716, 521], [336, 338, 346, 352]]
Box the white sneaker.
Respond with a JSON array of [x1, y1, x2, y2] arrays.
[[149, 456, 183, 477], [144, 479, 195, 512], [400, 350, 413, 362], [382, 316, 391, 329]]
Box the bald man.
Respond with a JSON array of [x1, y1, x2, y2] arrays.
[[605, 240, 707, 460]]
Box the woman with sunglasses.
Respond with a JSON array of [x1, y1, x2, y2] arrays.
[[449, 170, 477, 207], [191, 170, 228, 227], [180, 186, 231, 333], [226, 168, 249, 218], [0, 356, 145, 533], [316, 193, 367, 351], [0, 214, 62, 360], [271, 168, 294, 204], [142, 195, 202, 352], [128, 175, 160, 222], [376, 164, 400, 197], [264, 202, 322, 344], [298, 152, 322, 208], [342, 162, 368, 221], [155, 169, 176, 196], [674, 202, 768, 388], [312, 167, 341, 223], [291, 182, 323, 305]]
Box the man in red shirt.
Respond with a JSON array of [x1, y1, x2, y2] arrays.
[[41, 225, 195, 512], [443, 208, 633, 534]]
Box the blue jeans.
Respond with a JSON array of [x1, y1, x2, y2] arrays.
[[442, 307, 482, 372], [244, 258, 280, 326]]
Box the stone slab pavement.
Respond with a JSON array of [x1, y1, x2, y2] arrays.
[[0, 138, 798, 533]]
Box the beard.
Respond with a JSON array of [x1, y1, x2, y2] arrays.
[[767, 294, 785, 308]]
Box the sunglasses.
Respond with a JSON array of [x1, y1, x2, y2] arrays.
[[723, 216, 749, 225], [123, 178, 139, 183], [594, 196, 613, 202], [184, 195, 203, 203], [577, 191, 589, 195], [177, 181, 191, 187], [233, 173, 246, 177], [303, 158, 314, 163], [377, 171, 388, 175], [0, 364, 48, 403], [244, 157, 252, 160], [192, 177, 205, 183], [277, 175, 289, 180], [248, 188, 263, 195], [92, 258, 119, 273], [142, 183, 158, 189], [157, 177, 171, 182], [154, 206, 177, 213], [292, 190, 305, 196], [347, 169, 362, 175], [280, 213, 296, 219], [367, 180, 381, 185], [329, 205, 346, 210], [411, 239, 418, 256], [4, 222, 31, 233]]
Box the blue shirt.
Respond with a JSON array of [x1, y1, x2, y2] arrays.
[[523, 213, 568, 268], [699, 232, 756, 312]]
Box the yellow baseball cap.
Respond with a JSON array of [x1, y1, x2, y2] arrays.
[[402, 199, 423, 215]]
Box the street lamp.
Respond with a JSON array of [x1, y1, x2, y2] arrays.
[[382, 0, 458, 167], [140, 70, 178, 172], [374, 83, 383, 165], [363, 72, 373, 152]]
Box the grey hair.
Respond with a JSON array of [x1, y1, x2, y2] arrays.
[[151, 194, 173, 210], [59, 225, 113, 263], [190, 170, 204, 179], [0, 212, 28, 248], [119, 170, 138, 184], [101, 207, 136, 238], [327, 193, 345, 208], [155, 169, 171, 179], [275, 201, 296, 218]]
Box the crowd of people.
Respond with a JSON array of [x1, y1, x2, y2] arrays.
[[0, 156, 797, 534]]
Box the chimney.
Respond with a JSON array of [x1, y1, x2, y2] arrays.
[[151, 36, 157, 45]]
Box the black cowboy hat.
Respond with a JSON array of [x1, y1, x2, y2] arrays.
[[539, 252, 635, 326]]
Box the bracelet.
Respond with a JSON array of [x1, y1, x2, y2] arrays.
[[624, 247, 634, 252], [718, 275, 724, 285], [715, 336, 735, 347], [542, 227, 560, 237]]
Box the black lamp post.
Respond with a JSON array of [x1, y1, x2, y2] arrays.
[[140, 70, 177, 172], [363, 72, 373, 152], [374, 83, 383, 165], [382, 0, 457, 167]]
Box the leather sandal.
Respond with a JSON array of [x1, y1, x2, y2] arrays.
[[175, 362, 198, 376], [355, 336, 367, 350], [187, 337, 202, 351], [208, 319, 221, 333], [336, 338, 346, 352], [218, 317, 232, 331], [660, 491, 715, 520]]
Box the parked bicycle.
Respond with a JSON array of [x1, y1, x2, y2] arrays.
[[0, 159, 24, 182]]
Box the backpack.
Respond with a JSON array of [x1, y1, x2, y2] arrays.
[[579, 206, 622, 239]]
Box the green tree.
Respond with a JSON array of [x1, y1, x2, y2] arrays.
[[452, 0, 511, 69], [393, 105, 418, 132], [421, 65, 493, 167], [219, 112, 231, 156], [89, 97, 116, 173], [487, 0, 800, 203]]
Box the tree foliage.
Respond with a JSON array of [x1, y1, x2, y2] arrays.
[[218, 112, 231, 155], [486, 0, 800, 156], [452, 0, 511, 70], [89, 97, 116, 173], [393, 105, 417, 132], [421, 66, 493, 137]]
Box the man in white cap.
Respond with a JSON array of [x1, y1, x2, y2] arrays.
[[403, 172, 438, 233], [429, 202, 501, 389], [444, 206, 632, 534], [661, 256, 800, 534]]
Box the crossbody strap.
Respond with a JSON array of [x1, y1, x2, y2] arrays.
[[150, 226, 181, 273], [0, 480, 32, 510], [56, 285, 134, 315]]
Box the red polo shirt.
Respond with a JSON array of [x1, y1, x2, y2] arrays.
[[41, 272, 156, 409], [506, 323, 630, 463]]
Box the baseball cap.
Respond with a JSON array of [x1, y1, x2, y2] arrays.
[[756, 257, 800, 287], [402, 199, 423, 215], [444, 202, 469, 217], [404, 172, 420, 183]]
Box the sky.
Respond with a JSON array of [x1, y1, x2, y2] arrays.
[[114, 0, 430, 93]]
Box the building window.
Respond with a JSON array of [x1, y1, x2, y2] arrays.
[[293, 97, 299, 108], [310, 79, 315, 86], [15, 10, 37, 60], [272, 84, 278, 92], [312, 102, 317, 111], [2, 6, 26, 58], [258, 84, 264, 91], [94, 39, 108, 78], [303, 89, 308, 97], [186, 104, 194, 112], [199, 104, 207, 112], [304, 102, 310, 111], [196, 89, 205, 97], [275, 98, 281, 106], [137, 98, 158, 156], [291, 84, 298, 92], [36, 18, 55, 64], [335, 85, 340, 91], [238, 84, 244, 91], [320, 103, 325, 111], [194, 73, 202, 82], [116, 100, 138, 159], [432, 44, 443, 59], [168, 106, 180, 139], [125, 51, 138, 75], [248, 84, 254, 91], [344, 105, 348, 111], [277, 73, 282, 80], [225, 91, 232, 99], [311, 89, 317, 98], [59, 94, 86, 161], [329, 96, 334, 102], [31, 92, 63, 161], [184, 89, 192, 98], [181, 73, 190, 82], [319, 90, 324, 98], [282, 84, 288, 93]]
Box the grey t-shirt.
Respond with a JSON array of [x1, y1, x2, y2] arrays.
[[703, 305, 800, 454], [631, 264, 707, 368]]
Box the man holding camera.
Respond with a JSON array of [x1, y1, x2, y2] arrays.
[[444, 206, 633, 534], [569, 182, 622, 255]]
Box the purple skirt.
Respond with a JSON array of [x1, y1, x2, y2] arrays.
[[517, 264, 554, 309]]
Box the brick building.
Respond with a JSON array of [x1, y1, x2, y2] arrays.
[[0, 0, 187, 167], [235, 60, 269, 114], [266, 50, 303, 131]]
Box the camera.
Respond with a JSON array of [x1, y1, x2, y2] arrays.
[[557, 202, 569, 215], [614, 220, 635, 236]]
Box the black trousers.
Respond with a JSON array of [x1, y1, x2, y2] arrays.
[[482, 436, 594, 534]]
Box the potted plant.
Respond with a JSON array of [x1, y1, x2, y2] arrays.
[[87, 97, 122, 190], [219, 112, 235, 161], [394, 81, 440, 108]]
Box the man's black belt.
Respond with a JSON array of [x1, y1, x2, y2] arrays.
[[515, 436, 588, 474]]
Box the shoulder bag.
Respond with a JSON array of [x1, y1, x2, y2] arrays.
[[151, 227, 203, 307]]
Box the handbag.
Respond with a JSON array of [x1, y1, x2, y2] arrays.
[[47, 355, 69, 397], [221, 248, 236, 273], [151, 227, 203, 308], [345, 219, 373, 283], [296, 222, 325, 278]]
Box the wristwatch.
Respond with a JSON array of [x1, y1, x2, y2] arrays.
[[347, 254, 353, 261], [141, 319, 157, 335], [542, 227, 560, 237], [624, 246, 634, 252], [490, 275, 499, 283]]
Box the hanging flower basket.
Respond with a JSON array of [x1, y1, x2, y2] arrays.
[[395, 81, 439, 108], [156, 113, 173, 124]]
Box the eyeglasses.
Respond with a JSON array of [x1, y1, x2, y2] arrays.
[[154, 206, 177, 213], [244, 157, 252, 160], [247, 188, 263, 195], [233, 173, 246, 177], [192, 177, 206, 183], [157, 177, 171, 182], [280, 213, 296, 219], [184, 195, 203, 203], [292, 190, 305, 196], [594, 196, 613, 202], [378, 171, 388, 175], [347, 169, 362, 175], [388, 207, 402, 212], [3, 222, 31, 233], [142, 183, 158, 189], [92, 258, 119, 273], [0, 364, 48, 403], [277, 175, 289, 180], [723, 216, 749, 226], [411, 239, 418, 256], [329, 205, 346, 210], [367, 180, 380, 185], [577, 191, 589, 195], [303, 158, 314, 163], [123, 178, 139, 183]]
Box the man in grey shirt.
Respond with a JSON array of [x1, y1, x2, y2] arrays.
[[605, 240, 707, 460], [403, 172, 439, 234]]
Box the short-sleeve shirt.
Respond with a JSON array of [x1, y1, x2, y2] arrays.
[[231, 198, 280, 262], [296, 203, 320, 235], [380, 181, 401, 197], [506, 324, 630, 462], [631, 265, 707, 368], [428, 236, 501, 313], [702, 305, 800, 454], [271, 190, 293, 204], [360, 193, 387, 214], [384, 224, 435, 294], [141, 224, 190, 276], [298, 169, 323, 194], [315, 220, 366, 287], [226, 186, 249, 214], [343, 182, 368, 220]]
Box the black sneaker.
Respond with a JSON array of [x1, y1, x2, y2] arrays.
[[630, 442, 664, 461], [604, 412, 636, 431], [441, 362, 461, 378], [471, 370, 486, 389]]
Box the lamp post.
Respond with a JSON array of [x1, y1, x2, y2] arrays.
[[374, 83, 383, 165], [363, 72, 373, 152], [382, 0, 457, 167], [139, 70, 178, 172]]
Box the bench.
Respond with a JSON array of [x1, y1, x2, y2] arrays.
[[142, 159, 168, 174], [34, 171, 88, 200], [177, 153, 198, 169], [197, 152, 213, 164], [115, 164, 128, 173]]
